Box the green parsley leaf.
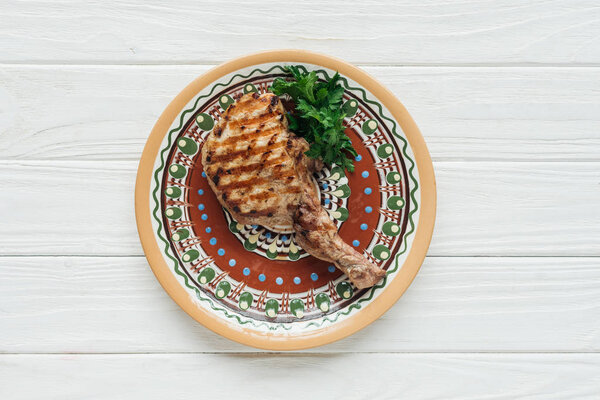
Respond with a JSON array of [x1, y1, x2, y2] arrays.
[[270, 66, 357, 172]]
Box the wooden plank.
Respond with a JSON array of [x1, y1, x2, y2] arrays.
[[0, 161, 141, 256], [2, 256, 599, 353], [2, 353, 600, 399], [1, 1, 600, 64], [0, 160, 597, 256], [1, 65, 600, 161], [433, 161, 600, 256]]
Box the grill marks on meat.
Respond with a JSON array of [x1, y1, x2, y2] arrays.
[[201, 92, 386, 288], [202, 93, 301, 225]]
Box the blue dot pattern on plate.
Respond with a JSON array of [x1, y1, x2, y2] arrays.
[[201, 214, 208, 220], [243, 267, 250, 276], [201, 171, 206, 178], [365, 206, 373, 213], [293, 277, 301, 284], [355, 155, 362, 162], [258, 274, 266, 282], [352, 240, 360, 247], [229, 259, 236, 267], [322, 183, 329, 189], [265, 232, 271, 239], [328, 265, 336, 273], [276, 277, 283, 285], [197, 189, 204, 195], [198, 204, 205, 210], [281, 235, 288, 242], [217, 248, 225, 256], [364, 187, 372, 195], [205, 227, 211, 233], [324, 198, 331, 205], [252, 224, 258, 229], [361, 171, 369, 178], [360, 223, 368, 231], [311, 273, 318, 281], [209, 237, 217, 245]]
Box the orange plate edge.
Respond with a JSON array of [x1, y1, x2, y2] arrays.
[[134, 50, 437, 350]]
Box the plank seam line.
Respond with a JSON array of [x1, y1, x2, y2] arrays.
[[3, 62, 600, 68], [1, 351, 600, 356]]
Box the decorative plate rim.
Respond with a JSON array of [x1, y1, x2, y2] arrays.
[[135, 49, 436, 350]]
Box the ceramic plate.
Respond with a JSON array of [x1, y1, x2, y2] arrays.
[[135, 50, 436, 350]]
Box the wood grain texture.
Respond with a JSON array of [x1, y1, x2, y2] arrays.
[[1, 65, 599, 162], [1, 0, 600, 64], [0, 160, 597, 256], [2, 1, 599, 397], [2, 256, 599, 353], [2, 353, 600, 399]]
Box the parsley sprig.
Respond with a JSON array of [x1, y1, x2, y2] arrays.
[[270, 66, 357, 172]]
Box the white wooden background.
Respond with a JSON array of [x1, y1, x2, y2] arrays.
[[1, 1, 600, 398]]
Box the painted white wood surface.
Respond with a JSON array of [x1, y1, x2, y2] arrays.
[[3, 354, 600, 400], [1, 65, 599, 162], [2, 0, 600, 65], [1, 0, 600, 398], [2, 256, 600, 353], [1, 160, 598, 256]]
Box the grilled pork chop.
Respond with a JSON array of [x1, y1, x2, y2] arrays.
[[201, 92, 386, 288]]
